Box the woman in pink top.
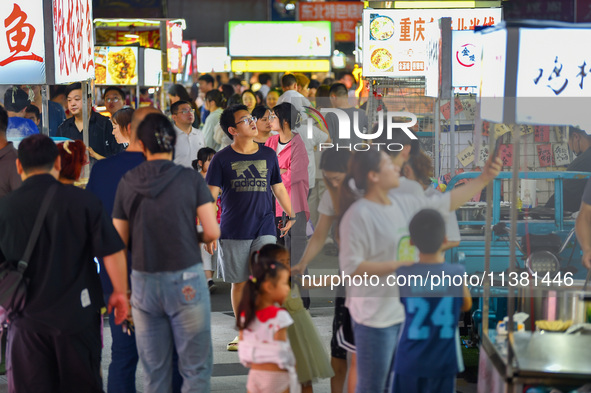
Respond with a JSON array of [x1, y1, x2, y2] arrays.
[[266, 102, 310, 268]]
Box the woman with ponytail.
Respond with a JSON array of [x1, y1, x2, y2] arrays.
[[112, 113, 220, 392], [202, 90, 226, 150], [237, 250, 298, 393], [339, 143, 501, 392], [57, 140, 88, 184]]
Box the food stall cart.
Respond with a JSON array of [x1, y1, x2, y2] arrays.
[[472, 21, 591, 392], [93, 18, 186, 111]]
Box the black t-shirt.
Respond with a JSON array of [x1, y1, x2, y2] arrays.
[[56, 111, 122, 159], [545, 147, 591, 212], [0, 175, 124, 334], [113, 160, 214, 273]]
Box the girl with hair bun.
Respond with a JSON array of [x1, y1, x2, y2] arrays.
[[57, 140, 88, 184], [112, 113, 220, 392]]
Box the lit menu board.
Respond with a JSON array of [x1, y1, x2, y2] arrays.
[[143, 48, 162, 86], [95, 46, 138, 85], [228, 21, 332, 58], [362, 8, 501, 77]]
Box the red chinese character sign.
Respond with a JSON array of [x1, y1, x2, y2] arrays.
[[298, 2, 362, 42], [0, 0, 45, 84], [363, 8, 501, 77], [52, 0, 94, 84]]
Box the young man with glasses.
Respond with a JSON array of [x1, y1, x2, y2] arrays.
[[206, 104, 295, 351], [103, 86, 126, 117], [171, 100, 205, 168]]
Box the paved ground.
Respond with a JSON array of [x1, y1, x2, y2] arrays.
[[0, 245, 478, 392]]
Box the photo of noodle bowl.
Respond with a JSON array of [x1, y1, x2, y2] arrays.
[[370, 15, 395, 41], [371, 48, 393, 70]]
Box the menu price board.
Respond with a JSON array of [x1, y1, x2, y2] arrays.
[[362, 8, 501, 77], [94, 46, 138, 85]]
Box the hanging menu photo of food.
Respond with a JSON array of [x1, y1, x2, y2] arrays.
[[94, 46, 139, 85], [362, 8, 501, 77]]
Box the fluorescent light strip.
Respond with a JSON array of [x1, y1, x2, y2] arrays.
[[231, 59, 330, 73]]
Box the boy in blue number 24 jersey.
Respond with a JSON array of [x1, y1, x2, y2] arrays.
[[393, 209, 473, 393]]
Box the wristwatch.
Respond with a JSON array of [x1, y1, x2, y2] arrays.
[[287, 216, 297, 221]]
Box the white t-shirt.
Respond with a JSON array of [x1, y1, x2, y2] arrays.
[[339, 192, 451, 328], [239, 306, 295, 368], [318, 190, 336, 217], [173, 125, 205, 168], [425, 187, 461, 242]]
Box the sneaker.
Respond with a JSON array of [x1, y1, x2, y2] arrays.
[[208, 280, 217, 294], [227, 336, 239, 351]]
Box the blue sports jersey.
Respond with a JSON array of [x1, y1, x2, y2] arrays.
[[395, 263, 465, 378]]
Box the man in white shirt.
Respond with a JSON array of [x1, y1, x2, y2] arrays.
[[171, 100, 205, 168]]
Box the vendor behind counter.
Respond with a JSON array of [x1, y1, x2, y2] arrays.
[[545, 127, 591, 212]]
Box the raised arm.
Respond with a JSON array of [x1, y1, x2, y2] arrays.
[[450, 154, 502, 211]]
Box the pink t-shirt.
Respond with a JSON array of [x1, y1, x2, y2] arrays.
[[265, 133, 310, 219]]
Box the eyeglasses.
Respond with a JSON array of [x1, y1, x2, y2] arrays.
[[236, 116, 257, 126], [177, 109, 195, 115], [105, 97, 121, 103], [259, 115, 276, 122]]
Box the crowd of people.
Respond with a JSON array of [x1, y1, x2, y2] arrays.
[[0, 71, 507, 393]]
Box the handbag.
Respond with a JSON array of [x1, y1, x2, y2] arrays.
[[0, 183, 57, 322]]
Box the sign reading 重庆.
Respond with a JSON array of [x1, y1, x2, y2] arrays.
[[53, 0, 94, 84], [298, 2, 362, 42], [363, 8, 501, 77], [0, 1, 45, 84]]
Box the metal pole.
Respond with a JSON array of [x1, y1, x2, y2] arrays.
[[434, 98, 440, 178], [450, 89, 455, 174], [81, 80, 90, 179], [507, 124, 521, 382], [41, 85, 49, 136]]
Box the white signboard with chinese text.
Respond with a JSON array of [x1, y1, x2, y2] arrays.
[[0, 0, 45, 84], [362, 8, 501, 77], [53, 0, 94, 84], [452, 30, 482, 87], [517, 28, 591, 98]]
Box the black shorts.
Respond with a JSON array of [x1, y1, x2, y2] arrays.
[[331, 296, 356, 359]]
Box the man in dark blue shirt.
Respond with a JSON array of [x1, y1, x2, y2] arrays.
[[3, 87, 39, 138]]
